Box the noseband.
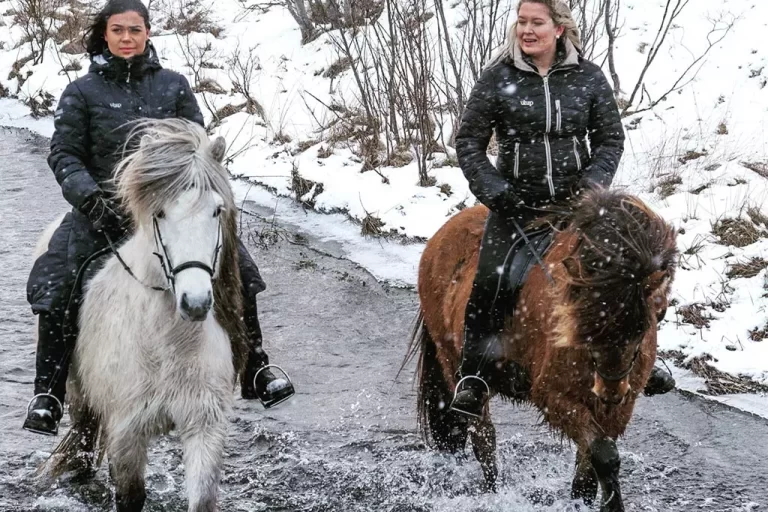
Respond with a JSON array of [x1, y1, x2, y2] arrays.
[[152, 216, 222, 292], [592, 344, 641, 382]]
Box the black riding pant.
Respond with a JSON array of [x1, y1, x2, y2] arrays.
[[27, 210, 268, 401], [459, 207, 541, 383]]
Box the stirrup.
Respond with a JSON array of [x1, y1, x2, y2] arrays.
[[23, 393, 63, 436], [252, 364, 295, 409], [448, 376, 490, 419]]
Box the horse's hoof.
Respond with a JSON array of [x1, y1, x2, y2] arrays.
[[23, 394, 63, 436], [643, 366, 675, 396]]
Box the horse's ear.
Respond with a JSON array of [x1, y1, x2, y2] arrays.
[[210, 136, 227, 163]]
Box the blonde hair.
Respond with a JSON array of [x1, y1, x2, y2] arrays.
[[485, 0, 582, 69]]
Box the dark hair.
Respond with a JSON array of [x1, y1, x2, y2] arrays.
[[83, 0, 151, 56]]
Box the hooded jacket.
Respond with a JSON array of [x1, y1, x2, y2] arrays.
[[48, 43, 204, 211], [456, 39, 625, 214]]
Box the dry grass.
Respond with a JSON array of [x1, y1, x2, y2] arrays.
[[678, 150, 707, 164], [323, 56, 352, 79], [213, 102, 244, 121], [193, 78, 226, 95], [728, 177, 748, 187], [273, 131, 292, 145], [716, 122, 728, 135], [726, 257, 768, 279], [294, 139, 319, 153], [656, 174, 683, 198], [438, 183, 452, 197], [660, 350, 768, 395], [676, 302, 712, 329], [741, 161, 768, 178], [747, 207, 768, 227], [712, 217, 762, 247], [317, 145, 333, 159], [361, 213, 385, 237], [689, 182, 711, 195], [291, 167, 324, 208], [749, 322, 768, 342], [164, 0, 223, 37]]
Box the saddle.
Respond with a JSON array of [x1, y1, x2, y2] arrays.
[[503, 224, 555, 301]]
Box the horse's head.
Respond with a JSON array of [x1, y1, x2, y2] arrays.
[[553, 189, 678, 405], [115, 118, 235, 322]]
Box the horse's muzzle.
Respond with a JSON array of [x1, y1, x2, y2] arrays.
[[591, 374, 631, 406], [180, 291, 213, 321]]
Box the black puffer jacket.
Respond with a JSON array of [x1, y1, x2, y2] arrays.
[[456, 39, 624, 214], [49, 43, 204, 211]]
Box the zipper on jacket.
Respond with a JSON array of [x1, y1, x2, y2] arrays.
[[555, 99, 562, 133], [543, 76, 555, 197], [514, 142, 520, 178], [573, 136, 582, 171], [126, 61, 131, 83]]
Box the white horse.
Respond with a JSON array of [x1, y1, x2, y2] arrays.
[[38, 118, 249, 512]]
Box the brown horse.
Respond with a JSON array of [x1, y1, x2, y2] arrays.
[[407, 189, 677, 511]]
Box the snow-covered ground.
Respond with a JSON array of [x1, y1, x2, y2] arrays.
[[1, 0, 768, 415]]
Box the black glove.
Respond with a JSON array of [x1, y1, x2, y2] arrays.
[[81, 193, 126, 234]]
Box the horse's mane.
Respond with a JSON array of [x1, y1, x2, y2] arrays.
[[112, 118, 249, 374], [113, 118, 234, 224], [553, 189, 678, 348]]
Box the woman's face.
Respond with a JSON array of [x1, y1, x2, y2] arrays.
[[104, 11, 149, 59], [516, 2, 564, 60]]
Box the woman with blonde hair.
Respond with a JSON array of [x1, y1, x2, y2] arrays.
[[450, 0, 674, 417]]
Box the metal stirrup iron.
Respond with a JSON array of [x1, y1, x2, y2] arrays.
[[252, 364, 294, 408]]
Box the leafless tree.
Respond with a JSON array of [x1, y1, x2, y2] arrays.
[[621, 1, 734, 116], [12, 0, 65, 64]]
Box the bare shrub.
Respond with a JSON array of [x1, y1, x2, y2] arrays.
[[164, 0, 223, 37], [227, 43, 265, 118]]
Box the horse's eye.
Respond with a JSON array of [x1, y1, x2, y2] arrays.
[[213, 206, 223, 218], [156, 210, 165, 219]]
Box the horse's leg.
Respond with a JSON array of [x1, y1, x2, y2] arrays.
[[180, 422, 225, 512], [571, 445, 598, 504], [469, 414, 498, 492], [108, 426, 149, 512], [589, 437, 624, 512], [539, 398, 624, 511]]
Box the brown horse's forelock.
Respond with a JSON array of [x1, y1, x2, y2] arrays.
[[556, 190, 678, 347]]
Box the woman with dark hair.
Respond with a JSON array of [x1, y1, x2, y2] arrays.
[[24, 0, 294, 436], [449, 0, 674, 418]]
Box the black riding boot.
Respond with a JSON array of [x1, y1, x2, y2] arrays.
[[449, 210, 535, 418], [644, 366, 676, 396], [239, 299, 295, 408], [23, 311, 69, 435]]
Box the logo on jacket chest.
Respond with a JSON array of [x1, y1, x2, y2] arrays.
[[110, 102, 122, 109], [520, 100, 534, 107]]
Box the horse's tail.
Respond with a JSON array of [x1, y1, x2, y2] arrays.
[[36, 398, 103, 480], [402, 310, 468, 452]]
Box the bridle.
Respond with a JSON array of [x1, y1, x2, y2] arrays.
[[151, 215, 222, 293], [591, 343, 641, 382], [104, 215, 222, 294]]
